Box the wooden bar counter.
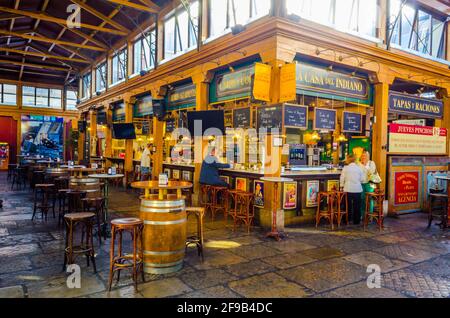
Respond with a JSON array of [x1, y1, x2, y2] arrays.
[[131, 181, 193, 274]]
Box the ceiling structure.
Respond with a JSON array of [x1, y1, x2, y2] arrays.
[[0, 0, 449, 88], [0, 0, 165, 87]]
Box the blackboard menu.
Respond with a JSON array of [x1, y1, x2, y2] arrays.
[[142, 120, 151, 135], [342, 111, 362, 133], [233, 107, 251, 129], [166, 119, 176, 133], [314, 108, 336, 131], [257, 106, 282, 133], [284, 104, 308, 129]]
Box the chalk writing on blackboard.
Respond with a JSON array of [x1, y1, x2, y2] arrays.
[[284, 104, 308, 129], [314, 108, 337, 131]]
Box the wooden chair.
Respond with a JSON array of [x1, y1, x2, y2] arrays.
[[364, 190, 385, 231], [316, 191, 338, 230]]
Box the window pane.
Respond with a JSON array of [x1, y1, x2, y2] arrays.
[[389, 0, 401, 45], [335, 0, 358, 32], [210, 0, 228, 36], [36, 88, 49, 98], [134, 40, 142, 73], [417, 10, 431, 54], [50, 98, 61, 108], [112, 56, 118, 83], [165, 16, 176, 59], [252, 0, 271, 18], [178, 10, 189, 51], [401, 5, 416, 49], [189, 0, 199, 47], [3, 84, 16, 95], [36, 97, 48, 107], [3, 94, 16, 105], [232, 0, 250, 26], [358, 0, 377, 37], [50, 89, 61, 98], [23, 86, 34, 96], [23, 95, 35, 106], [432, 18, 445, 58]]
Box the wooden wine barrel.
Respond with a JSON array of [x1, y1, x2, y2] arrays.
[[139, 196, 186, 274], [69, 177, 101, 197], [45, 168, 68, 179]]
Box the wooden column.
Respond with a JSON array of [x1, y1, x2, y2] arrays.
[[89, 109, 97, 160], [441, 89, 450, 156], [189, 71, 213, 205], [104, 103, 113, 163], [151, 87, 167, 180], [124, 95, 135, 174], [372, 77, 393, 192]]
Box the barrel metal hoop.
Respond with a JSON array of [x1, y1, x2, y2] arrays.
[[141, 200, 185, 208], [144, 260, 184, 267], [143, 249, 185, 256], [141, 207, 184, 213], [143, 218, 187, 225]]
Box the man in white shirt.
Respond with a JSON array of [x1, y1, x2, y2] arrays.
[[140, 143, 152, 180], [340, 154, 365, 225]]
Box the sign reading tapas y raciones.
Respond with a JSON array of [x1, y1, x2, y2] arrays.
[[388, 91, 443, 118], [389, 123, 448, 155]]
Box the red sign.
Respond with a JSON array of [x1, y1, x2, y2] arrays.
[[389, 123, 447, 136], [394, 172, 419, 205]]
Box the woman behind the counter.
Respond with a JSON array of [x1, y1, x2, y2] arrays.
[[340, 154, 365, 225], [199, 146, 231, 187], [360, 151, 377, 219]]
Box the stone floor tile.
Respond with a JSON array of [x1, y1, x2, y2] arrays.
[[185, 250, 247, 270], [262, 253, 316, 270], [278, 258, 367, 293], [180, 268, 237, 290], [0, 285, 25, 298], [334, 238, 387, 254], [374, 244, 441, 264], [261, 239, 316, 253], [343, 251, 410, 273], [0, 256, 32, 274], [229, 244, 281, 260], [301, 247, 345, 260], [382, 269, 450, 298], [228, 273, 311, 298], [223, 260, 276, 279], [0, 243, 41, 257], [179, 285, 241, 298], [139, 277, 192, 298], [316, 281, 406, 298]]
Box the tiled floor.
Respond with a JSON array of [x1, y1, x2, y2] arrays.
[[0, 173, 448, 298]]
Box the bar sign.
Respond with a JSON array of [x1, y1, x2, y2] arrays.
[[342, 111, 362, 133]]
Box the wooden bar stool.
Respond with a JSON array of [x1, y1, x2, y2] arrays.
[[108, 218, 144, 292], [63, 212, 97, 272], [67, 190, 87, 213], [316, 191, 337, 230], [32, 184, 55, 221], [82, 197, 106, 243], [186, 207, 205, 261], [364, 190, 385, 231], [210, 185, 228, 221], [427, 193, 448, 229], [231, 191, 255, 234], [200, 184, 212, 215], [11, 167, 27, 191], [334, 191, 349, 228], [7, 164, 16, 181]]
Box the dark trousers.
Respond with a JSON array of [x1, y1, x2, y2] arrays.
[[347, 192, 362, 225]]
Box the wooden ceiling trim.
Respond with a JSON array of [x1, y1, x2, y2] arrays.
[[69, 0, 128, 33], [6, 0, 20, 49], [137, 0, 161, 12], [0, 6, 127, 36], [105, 0, 159, 13], [0, 47, 89, 64], [0, 58, 72, 72], [0, 67, 67, 78], [0, 30, 107, 52]]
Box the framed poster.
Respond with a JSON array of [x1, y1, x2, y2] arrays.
[[172, 169, 180, 180], [306, 180, 320, 207], [220, 176, 230, 185], [236, 177, 247, 191], [394, 171, 419, 205], [254, 180, 264, 207], [327, 180, 339, 192], [182, 171, 192, 181], [283, 182, 297, 209], [164, 168, 171, 178]]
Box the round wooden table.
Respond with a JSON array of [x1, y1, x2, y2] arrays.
[[131, 181, 193, 200], [131, 181, 193, 274]]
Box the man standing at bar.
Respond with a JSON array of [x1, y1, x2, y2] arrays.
[[140, 143, 152, 180], [200, 146, 230, 187]]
